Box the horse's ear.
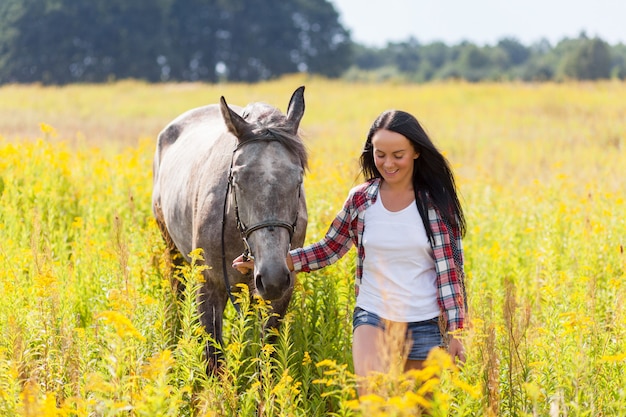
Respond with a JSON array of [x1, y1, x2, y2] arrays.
[[286, 86, 305, 132], [220, 96, 248, 138]]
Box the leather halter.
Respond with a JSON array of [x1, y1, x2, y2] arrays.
[[220, 137, 301, 309]]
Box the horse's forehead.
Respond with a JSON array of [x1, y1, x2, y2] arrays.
[[243, 103, 284, 122], [235, 146, 301, 183]]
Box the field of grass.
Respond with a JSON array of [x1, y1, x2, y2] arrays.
[[0, 76, 625, 416]]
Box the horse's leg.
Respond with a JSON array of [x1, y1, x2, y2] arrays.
[[197, 282, 228, 374], [154, 202, 186, 294]]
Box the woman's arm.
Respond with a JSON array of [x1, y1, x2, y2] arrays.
[[233, 191, 358, 274]]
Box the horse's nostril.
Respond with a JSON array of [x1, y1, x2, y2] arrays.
[[255, 273, 265, 292]]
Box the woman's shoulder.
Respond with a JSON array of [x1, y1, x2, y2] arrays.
[[345, 178, 380, 209], [348, 178, 380, 196]]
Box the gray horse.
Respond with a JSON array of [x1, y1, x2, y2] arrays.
[[152, 87, 308, 371]]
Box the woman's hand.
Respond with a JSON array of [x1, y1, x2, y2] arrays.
[[232, 254, 254, 274], [448, 334, 466, 365]]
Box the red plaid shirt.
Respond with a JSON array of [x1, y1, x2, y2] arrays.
[[289, 178, 466, 331]]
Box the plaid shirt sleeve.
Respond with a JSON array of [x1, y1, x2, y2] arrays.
[[429, 208, 466, 332], [289, 192, 357, 273]]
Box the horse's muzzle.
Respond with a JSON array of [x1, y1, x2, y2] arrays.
[[254, 265, 292, 301]]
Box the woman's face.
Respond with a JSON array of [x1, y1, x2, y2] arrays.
[[371, 129, 419, 188]]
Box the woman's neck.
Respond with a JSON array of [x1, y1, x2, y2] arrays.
[[380, 178, 414, 193], [378, 180, 415, 212]]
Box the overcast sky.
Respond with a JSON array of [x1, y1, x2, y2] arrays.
[[330, 0, 626, 47]]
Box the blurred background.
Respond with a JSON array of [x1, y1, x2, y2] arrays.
[[1, 0, 624, 85]]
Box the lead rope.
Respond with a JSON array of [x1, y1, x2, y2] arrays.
[[221, 149, 241, 315]]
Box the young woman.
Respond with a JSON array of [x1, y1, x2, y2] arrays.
[[233, 110, 467, 391]]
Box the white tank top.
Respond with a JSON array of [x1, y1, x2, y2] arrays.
[[357, 195, 440, 322]]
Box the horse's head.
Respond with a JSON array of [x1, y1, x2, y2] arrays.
[[220, 87, 307, 300]]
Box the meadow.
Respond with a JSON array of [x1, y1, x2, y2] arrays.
[[0, 77, 625, 416]]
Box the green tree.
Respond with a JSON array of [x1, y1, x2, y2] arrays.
[[290, 0, 352, 77], [459, 44, 490, 69], [420, 41, 449, 69], [454, 43, 491, 81], [184, 0, 352, 82], [352, 44, 388, 70], [610, 43, 626, 79], [0, 0, 168, 83], [217, 0, 312, 81], [560, 37, 612, 80], [497, 38, 530, 66], [419, 42, 450, 81], [550, 32, 611, 80], [386, 37, 421, 73], [0, 0, 351, 84], [162, 0, 234, 82]]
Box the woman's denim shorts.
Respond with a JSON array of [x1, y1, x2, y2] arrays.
[[353, 306, 443, 361]]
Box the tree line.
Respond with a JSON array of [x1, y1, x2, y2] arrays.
[[350, 33, 626, 83], [1, 0, 624, 84]]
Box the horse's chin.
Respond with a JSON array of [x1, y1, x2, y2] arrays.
[[257, 288, 287, 302], [256, 283, 291, 301]]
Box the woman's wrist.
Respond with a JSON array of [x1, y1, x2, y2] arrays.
[[287, 253, 294, 271], [447, 327, 464, 337]]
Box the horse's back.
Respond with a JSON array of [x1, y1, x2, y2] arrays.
[[154, 104, 242, 167]]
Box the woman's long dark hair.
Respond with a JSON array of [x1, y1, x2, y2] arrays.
[[359, 110, 466, 242]]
